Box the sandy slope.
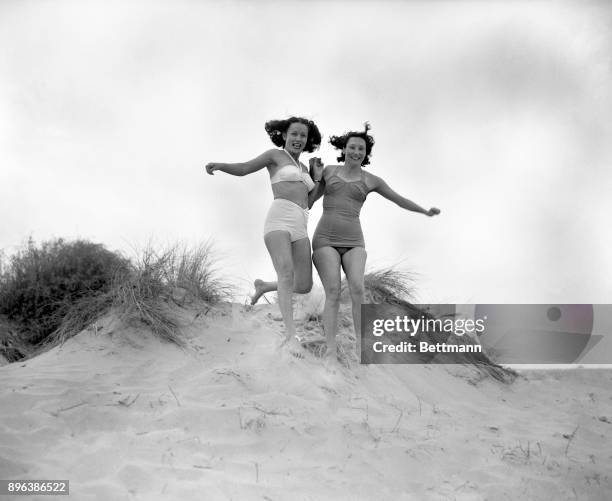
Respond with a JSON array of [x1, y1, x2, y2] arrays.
[[1, 302, 611, 501]]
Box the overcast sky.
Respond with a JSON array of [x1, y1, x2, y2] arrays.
[[1, 0, 611, 304]]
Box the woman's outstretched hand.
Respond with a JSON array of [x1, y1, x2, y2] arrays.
[[426, 207, 441, 217], [309, 157, 324, 181], [205, 162, 219, 175]]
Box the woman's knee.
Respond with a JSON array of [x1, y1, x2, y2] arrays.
[[293, 265, 313, 294], [274, 263, 294, 284], [348, 282, 365, 301], [324, 284, 342, 304], [294, 277, 313, 294]]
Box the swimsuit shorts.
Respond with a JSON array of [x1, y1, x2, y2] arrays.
[[263, 198, 309, 242]]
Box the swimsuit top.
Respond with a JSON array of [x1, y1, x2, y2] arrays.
[[322, 166, 369, 218], [269, 150, 316, 192]]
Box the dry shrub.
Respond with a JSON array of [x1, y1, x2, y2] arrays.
[[50, 241, 233, 348], [2, 239, 232, 358], [0, 238, 128, 345], [0, 315, 30, 362]]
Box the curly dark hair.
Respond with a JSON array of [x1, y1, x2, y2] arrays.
[[264, 116, 322, 153], [329, 122, 375, 166]]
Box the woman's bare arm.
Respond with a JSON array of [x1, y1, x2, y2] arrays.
[[369, 173, 440, 216], [205, 149, 276, 177], [307, 159, 326, 209]]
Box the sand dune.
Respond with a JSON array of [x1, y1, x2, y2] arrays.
[[1, 302, 611, 500]]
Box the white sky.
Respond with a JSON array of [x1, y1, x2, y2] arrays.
[[1, 0, 611, 304]]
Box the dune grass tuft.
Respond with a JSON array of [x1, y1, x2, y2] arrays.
[[50, 241, 233, 349], [1, 239, 232, 358], [0, 237, 129, 346], [0, 315, 30, 362], [360, 267, 418, 305]]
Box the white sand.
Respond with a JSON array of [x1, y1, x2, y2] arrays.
[[1, 302, 611, 500]]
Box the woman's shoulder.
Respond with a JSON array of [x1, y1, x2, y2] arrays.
[[362, 169, 382, 190], [265, 148, 287, 168], [322, 164, 341, 177], [266, 148, 284, 158]]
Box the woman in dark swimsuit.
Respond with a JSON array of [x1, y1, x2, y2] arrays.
[[310, 123, 440, 363]]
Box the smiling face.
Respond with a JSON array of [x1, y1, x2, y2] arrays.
[[282, 122, 309, 155], [343, 136, 367, 166]]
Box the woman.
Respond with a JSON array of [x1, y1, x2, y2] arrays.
[[310, 123, 440, 363], [205, 117, 324, 351]]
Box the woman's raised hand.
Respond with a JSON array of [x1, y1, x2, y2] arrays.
[[205, 162, 219, 175], [427, 207, 441, 217], [309, 157, 324, 181]]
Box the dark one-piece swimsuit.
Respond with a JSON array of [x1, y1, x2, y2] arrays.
[[312, 166, 370, 256]]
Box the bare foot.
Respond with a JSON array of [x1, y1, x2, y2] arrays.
[[324, 353, 342, 372], [250, 279, 266, 305], [298, 335, 326, 358], [279, 335, 305, 358], [323, 342, 342, 370]]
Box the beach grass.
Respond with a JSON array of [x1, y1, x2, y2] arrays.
[[0, 238, 232, 358]]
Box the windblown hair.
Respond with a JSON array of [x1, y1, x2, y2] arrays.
[[264, 116, 322, 153], [329, 122, 375, 166]]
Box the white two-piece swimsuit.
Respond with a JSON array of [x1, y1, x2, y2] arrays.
[[263, 149, 316, 242]]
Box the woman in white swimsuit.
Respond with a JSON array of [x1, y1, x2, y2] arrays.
[[205, 117, 324, 350]]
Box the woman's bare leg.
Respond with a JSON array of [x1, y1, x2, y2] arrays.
[[313, 247, 342, 362], [264, 231, 296, 342], [252, 238, 313, 304], [340, 248, 367, 361], [251, 279, 277, 305], [263, 233, 313, 346]]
